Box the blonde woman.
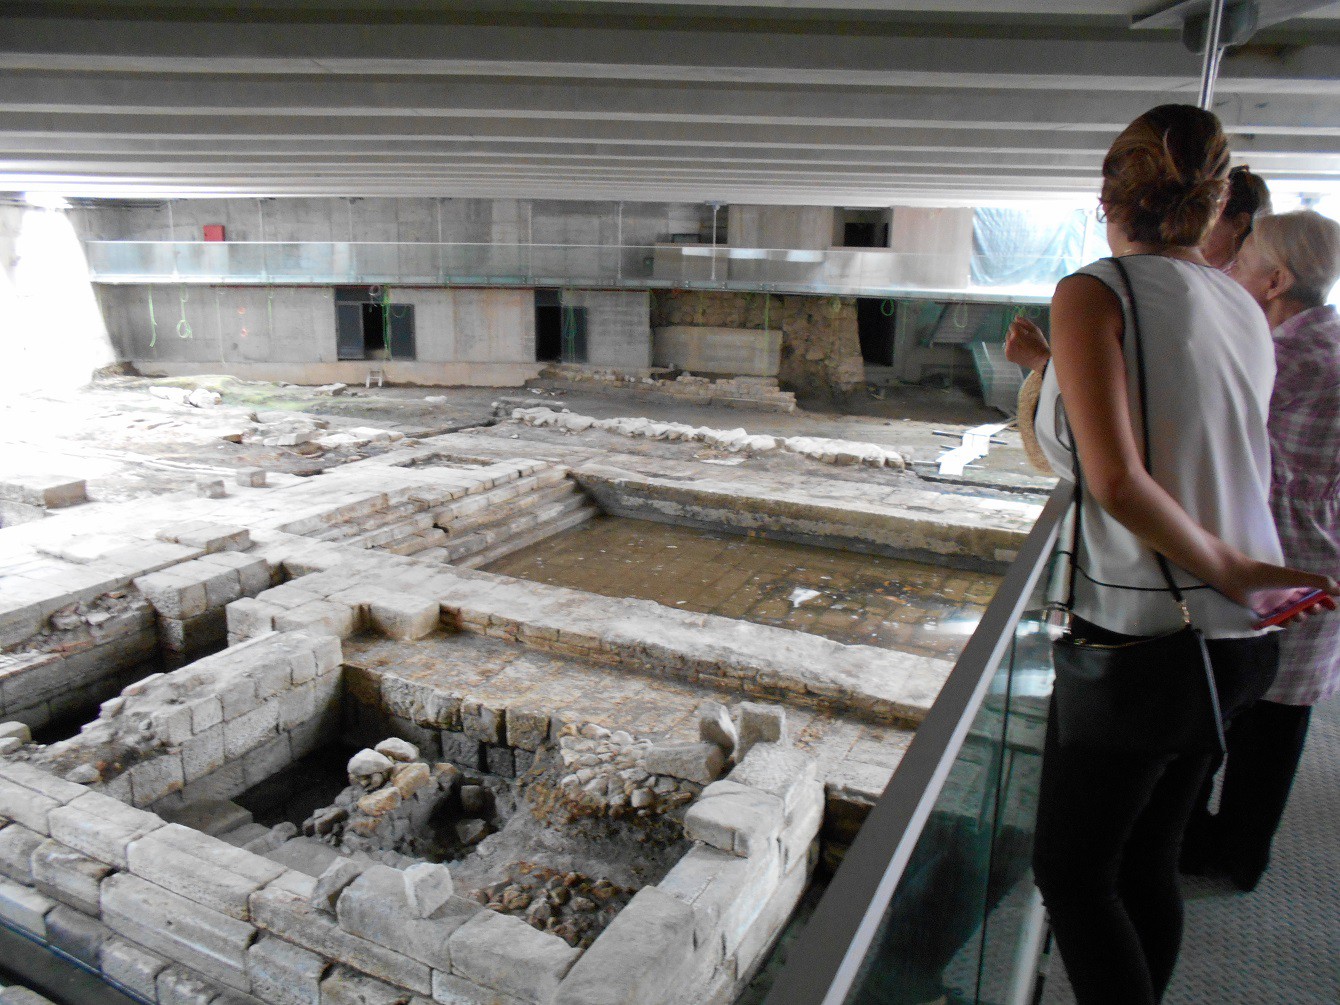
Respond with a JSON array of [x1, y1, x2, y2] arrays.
[[1183, 210, 1340, 890]]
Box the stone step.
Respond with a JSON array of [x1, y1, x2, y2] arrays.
[[432, 468, 570, 528], [439, 492, 583, 562], [439, 481, 584, 539], [341, 512, 437, 550], [456, 500, 599, 569], [310, 499, 426, 542], [382, 528, 449, 556]]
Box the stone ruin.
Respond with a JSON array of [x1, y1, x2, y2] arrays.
[[0, 623, 823, 1005]]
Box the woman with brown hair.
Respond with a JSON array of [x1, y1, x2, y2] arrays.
[[1013, 105, 1337, 1004]]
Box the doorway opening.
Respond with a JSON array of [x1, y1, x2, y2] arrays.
[[534, 290, 588, 364], [336, 287, 416, 360], [857, 297, 896, 366]]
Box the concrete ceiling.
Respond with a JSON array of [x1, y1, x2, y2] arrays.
[[1, 1, 1338, 205]]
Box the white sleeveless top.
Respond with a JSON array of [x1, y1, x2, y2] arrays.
[[1036, 256, 1283, 638]]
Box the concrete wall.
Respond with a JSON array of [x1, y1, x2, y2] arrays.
[[726, 205, 837, 250], [561, 290, 652, 369], [888, 207, 974, 289], [98, 284, 540, 387]]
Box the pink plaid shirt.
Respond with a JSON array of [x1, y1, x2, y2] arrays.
[[1264, 305, 1340, 705]]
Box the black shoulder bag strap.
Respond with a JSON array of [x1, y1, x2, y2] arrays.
[[1059, 256, 1226, 750]]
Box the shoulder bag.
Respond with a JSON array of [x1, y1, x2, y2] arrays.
[[1049, 256, 1227, 755]]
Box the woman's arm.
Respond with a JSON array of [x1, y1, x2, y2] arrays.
[[1049, 273, 1337, 612]]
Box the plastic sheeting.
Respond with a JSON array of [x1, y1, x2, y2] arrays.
[[970, 205, 1109, 288]]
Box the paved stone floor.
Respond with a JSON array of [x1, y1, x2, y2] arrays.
[[485, 516, 1001, 660], [344, 631, 915, 805]]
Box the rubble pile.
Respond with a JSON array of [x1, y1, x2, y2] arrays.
[[215, 411, 404, 456], [473, 861, 637, 950]]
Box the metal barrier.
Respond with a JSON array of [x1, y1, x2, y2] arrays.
[[83, 240, 1055, 305], [763, 484, 1068, 1005]]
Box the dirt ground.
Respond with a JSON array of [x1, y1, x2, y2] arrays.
[[0, 374, 1055, 509]]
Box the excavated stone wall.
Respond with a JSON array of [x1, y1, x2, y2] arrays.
[[650, 291, 864, 405]]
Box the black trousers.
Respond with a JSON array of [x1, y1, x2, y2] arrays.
[[1187, 698, 1312, 878], [1032, 624, 1278, 1005]]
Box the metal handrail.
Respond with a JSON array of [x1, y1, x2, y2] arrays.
[[761, 482, 1069, 1005]]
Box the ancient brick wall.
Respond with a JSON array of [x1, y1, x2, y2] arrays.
[[650, 291, 863, 405]]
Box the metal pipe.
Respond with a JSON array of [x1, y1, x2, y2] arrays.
[[1198, 0, 1227, 109]]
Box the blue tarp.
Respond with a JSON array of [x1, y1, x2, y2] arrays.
[[971, 206, 1109, 288]]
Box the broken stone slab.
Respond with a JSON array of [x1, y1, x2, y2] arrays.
[[236, 467, 267, 487], [735, 702, 788, 761], [727, 742, 820, 818], [262, 837, 347, 879], [552, 886, 694, 1005], [311, 858, 368, 914], [641, 741, 725, 786], [0, 877, 56, 938], [0, 475, 86, 510], [503, 707, 549, 751], [337, 864, 478, 970], [696, 702, 737, 758], [402, 862, 453, 919], [196, 478, 227, 499], [684, 780, 785, 858], [448, 907, 580, 1005]]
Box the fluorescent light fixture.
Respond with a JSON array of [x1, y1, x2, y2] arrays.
[[23, 192, 71, 210]]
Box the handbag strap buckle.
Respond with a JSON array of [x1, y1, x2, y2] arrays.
[[1046, 603, 1073, 632]]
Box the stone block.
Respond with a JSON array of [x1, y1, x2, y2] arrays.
[[375, 738, 419, 763], [31, 839, 113, 914], [248, 935, 328, 1005], [430, 971, 527, 1005], [312, 859, 367, 914], [151, 703, 197, 746], [220, 677, 260, 720], [552, 887, 694, 1005], [161, 524, 251, 554], [189, 695, 225, 734], [439, 732, 484, 772], [159, 609, 228, 655], [275, 601, 357, 638], [0, 823, 45, 882], [733, 855, 811, 983], [101, 872, 256, 991], [484, 745, 514, 778], [183, 726, 227, 781], [204, 568, 245, 610], [48, 791, 165, 869], [736, 703, 787, 760], [503, 708, 549, 751], [197, 478, 227, 499], [337, 865, 478, 970], [46, 904, 109, 968], [241, 734, 294, 790], [458, 699, 504, 745], [779, 784, 825, 873], [127, 824, 285, 921], [225, 703, 281, 761], [134, 571, 208, 620], [685, 781, 784, 858], [320, 968, 414, 1005], [127, 751, 186, 806], [448, 909, 578, 1005], [0, 779, 59, 836], [237, 468, 267, 488], [728, 744, 819, 818], [158, 964, 222, 1005], [697, 703, 737, 758], [0, 988, 57, 1005], [101, 936, 171, 1001], [228, 598, 280, 639], [642, 742, 725, 786], [0, 722, 31, 744], [250, 877, 432, 994], [368, 595, 440, 642], [251, 653, 294, 700], [0, 878, 55, 937], [280, 681, 318, 732]]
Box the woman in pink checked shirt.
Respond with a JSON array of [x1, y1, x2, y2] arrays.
[[1183, 209, 1340, 891]]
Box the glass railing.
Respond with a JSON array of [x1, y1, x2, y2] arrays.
[[763, 483, 1068, 1005], [83, 240, 1055, 304]]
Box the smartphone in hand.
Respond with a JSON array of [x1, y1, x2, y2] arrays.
[[1252, 588, 1332, 630]]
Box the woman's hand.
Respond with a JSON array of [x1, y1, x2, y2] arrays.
[[1226, 562, 1340, 626], [1006, 317, 1052, 372]]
